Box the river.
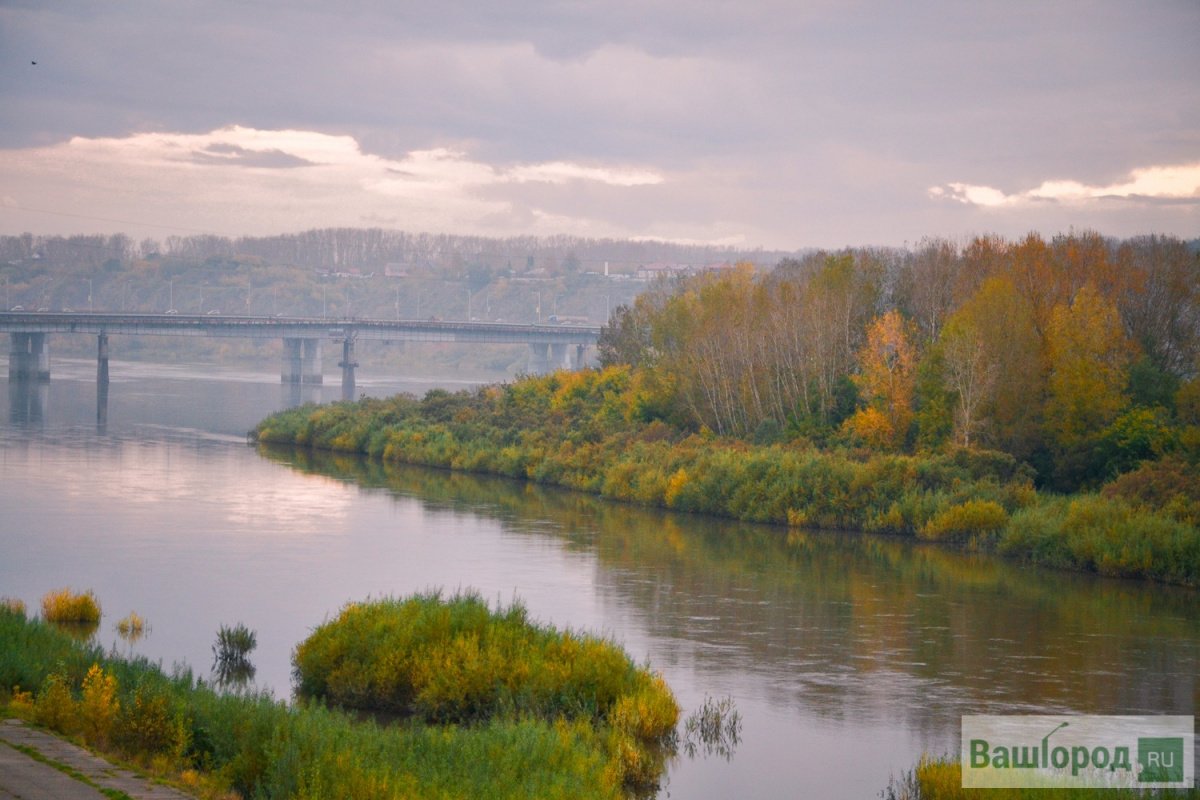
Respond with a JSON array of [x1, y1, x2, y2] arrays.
[[1, 356, 1197, 798]]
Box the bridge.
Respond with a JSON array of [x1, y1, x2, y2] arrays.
[[0, 311, 601, 400]]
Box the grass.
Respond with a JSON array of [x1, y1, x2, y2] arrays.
[[1, 596, 26, 615], [212, 622, 256, 662], [1, 593, 677, 799], [212, 622, 257, 689], [41, 588, 102, 625], [883, 755, 1200, 799], [293, 590, 680, 790]]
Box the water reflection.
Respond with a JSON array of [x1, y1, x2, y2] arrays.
[[50, 619, 101, 642], [680, 695, 743, 760], [212, 622, 258, 690], [263, 446, 1200, 734], [8, 379, 47, 426]]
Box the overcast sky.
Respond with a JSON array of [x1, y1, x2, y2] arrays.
[[1, 0, 1197, 250]]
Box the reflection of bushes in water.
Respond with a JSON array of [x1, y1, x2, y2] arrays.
[[267, 444, 1200, 640], [254, 370, 1200, 586], [212, 623, 257, 688], [265, 444, 1200, 718], [116, 611, 148, 644], [679, 694, 742, 760]]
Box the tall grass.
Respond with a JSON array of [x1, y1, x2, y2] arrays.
[[883, 755, 1199, 799], [293, 591, 679, 790], [41, 588, 102, 625], [1, 597, 672, 798]]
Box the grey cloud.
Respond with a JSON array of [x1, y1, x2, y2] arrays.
[[190, 143, 315, 168], [1, 0, 1197, 247]]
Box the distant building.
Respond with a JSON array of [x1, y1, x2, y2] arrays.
[[635, 262, 690, 281]]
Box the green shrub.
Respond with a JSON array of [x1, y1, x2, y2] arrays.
[[294, 592, 677, 737], [920, 500, 1009, 541], [34, 671, 77, 734], [114, 677, 190, 759]]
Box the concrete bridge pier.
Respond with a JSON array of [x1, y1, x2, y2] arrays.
[[527, 342, 550, 374], [8, 332, 50, 381], [96, 333, 109, 428], [281, 338, 323, 384], [555, 342, 589, 370], [97, 333, 109, 387], [339, 337, 358, 401]]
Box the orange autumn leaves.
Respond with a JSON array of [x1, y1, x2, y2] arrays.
[[844, 311, 917, 450]]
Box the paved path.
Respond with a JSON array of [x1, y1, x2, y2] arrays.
[[0, 719, 194, 800]]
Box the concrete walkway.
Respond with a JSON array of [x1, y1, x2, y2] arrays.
[[0, 719, 194, 800]]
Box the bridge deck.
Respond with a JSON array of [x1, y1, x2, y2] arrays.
[[0, 312, 600, 344]]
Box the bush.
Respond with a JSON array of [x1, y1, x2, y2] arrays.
[[33, 671, 77, 734], [79, 663, 120, 747], [920, 500, 1009, 541], [293, 591, 678, 791], [1, 597, 25, 616], [41, 588, 102, 625], [114, 677, 190, 760]]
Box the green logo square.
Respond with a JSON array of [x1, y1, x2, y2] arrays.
[[1138, 737, 1184, 783]]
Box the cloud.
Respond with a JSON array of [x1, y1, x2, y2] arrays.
[[0, 126, 668, 240], [929, 162, 1200, 208], [506, 161, 662, 187], [190, 143, 316, 169]]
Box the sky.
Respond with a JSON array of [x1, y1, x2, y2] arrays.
[[0, 0, 1197, 251]]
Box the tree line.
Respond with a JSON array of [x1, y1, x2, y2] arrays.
[[0, 228, 791, 275], [598, 231, 1199, 491]]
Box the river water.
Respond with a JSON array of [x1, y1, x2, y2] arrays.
[[1, 357, 1197, 798]]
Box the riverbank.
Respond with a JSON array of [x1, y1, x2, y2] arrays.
[[0, 599, 669, 800], [253, 366, 1200, 587]]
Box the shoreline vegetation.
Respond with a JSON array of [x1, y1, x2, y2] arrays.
[[883, 755, 1200, 799], [256, 231, 1200, 588], [254, 364, 1199, 587], [0, 591, 678, 799]]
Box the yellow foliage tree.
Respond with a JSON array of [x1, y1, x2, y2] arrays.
[[844, 311, 917, 450], [939, 277, 1042, 451], [1045, 284, 1134, 445]]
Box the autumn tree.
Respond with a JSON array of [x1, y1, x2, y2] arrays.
[[844, 311, 918, 449], [598, 303, 655, 368], [1044, 284, 1134, 446], [895, 237, 962, 344], [937, 277, 1042, 453], [1116, 234, 1200, 379], [793, 253, 881, 427]]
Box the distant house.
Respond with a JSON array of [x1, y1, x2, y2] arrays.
[[635, 262, 690, 281]]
